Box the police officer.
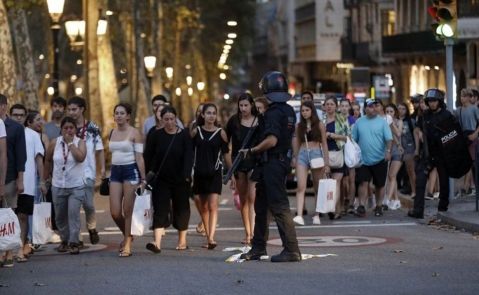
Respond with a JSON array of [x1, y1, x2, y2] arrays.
[[239, 71, 301, 262], [408, 89, 456, 218]]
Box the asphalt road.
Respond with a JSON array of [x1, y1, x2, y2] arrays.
[[1, 189, 478, 295]]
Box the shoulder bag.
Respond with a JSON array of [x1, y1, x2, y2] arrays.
[[304, 134, 324, 169]]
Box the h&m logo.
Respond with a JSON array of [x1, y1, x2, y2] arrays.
[[0, 222, 16, 237], [327, 191, 334, 201]]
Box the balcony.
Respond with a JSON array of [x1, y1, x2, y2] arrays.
[[382, 31, 443, 55]]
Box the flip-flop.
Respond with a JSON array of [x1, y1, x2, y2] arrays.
[[118, 251, 132, 257], [175, 245, 189, 251], [146, 242, 161, 254], [207, 242, 217, 250]]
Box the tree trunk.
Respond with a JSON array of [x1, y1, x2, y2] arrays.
[[9, 9, 39, 110], [0, 1, 17, 102]]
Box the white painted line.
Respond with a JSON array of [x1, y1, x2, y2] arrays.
[[86, 222, 417, 236], [332, 221, 372, 224], [220, 199, 228, 205], [104, 227, 120, 231], [80, 210, 106, 214], [218, 208, 232, 211]]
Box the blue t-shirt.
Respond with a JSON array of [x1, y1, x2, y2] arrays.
[[352, 115, 392, 166]]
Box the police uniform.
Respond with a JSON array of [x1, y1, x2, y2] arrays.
[[241, 71, 301, 262]]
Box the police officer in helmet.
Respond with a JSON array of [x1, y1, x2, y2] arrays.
[[239, 71, 301, 262]]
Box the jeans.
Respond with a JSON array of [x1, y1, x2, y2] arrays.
[[83, 178, 97, 230], [52, 186, 86, 244]]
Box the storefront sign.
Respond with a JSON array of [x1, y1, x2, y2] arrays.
[[315, 0, 344, 61]]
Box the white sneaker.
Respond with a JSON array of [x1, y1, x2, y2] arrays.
[[389, 200, 401, 210], [48, 232, 62, 244], [312, 215, 321, 225], [293, 215, 305, 226]]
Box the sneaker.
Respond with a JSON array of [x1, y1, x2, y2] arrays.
[[433, 192, 440, 199], [425, 193, 434, 200], [1, 258, 14, 268], [56, 242, 69, 253], [271, 250, 301, 262], [312, 215, 321, 225], [69, 243, 80, 255], [88, 229, 100, 245], [293, 216, 305, 226], [388, 200, 400, 210], [355, 205, 366, 217], [382, 204, 389, 211], [374, 206, 383, 217], [48, 232, 62, 244], [347, 205, 355, 214]]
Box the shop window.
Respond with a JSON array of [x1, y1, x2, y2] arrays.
[[381, 10, 395, 36]]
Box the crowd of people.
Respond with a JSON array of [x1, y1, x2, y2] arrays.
[[1, 78, 477, 266]]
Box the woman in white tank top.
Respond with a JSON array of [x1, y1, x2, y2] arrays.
[[108, 103, 146, 257]]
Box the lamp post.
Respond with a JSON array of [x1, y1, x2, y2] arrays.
[[144, 56, 157, 96], [47, 0, 65, 96]]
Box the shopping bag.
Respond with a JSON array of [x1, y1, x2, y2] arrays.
[[315, 179, 338, 213], [233, 189, 241, 210], [131, 189, 152, 236], [32, 202, 54, 244], [344, 137, 361, 168], [0, 208, 22, 251]]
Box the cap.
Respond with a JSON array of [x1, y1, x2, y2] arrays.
[[365, 98, 377, 107]]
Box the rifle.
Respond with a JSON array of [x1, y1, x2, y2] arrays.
[[223, 117, 258, 184]]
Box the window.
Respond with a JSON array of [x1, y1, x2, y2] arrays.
[[381, 10, 395, 36]]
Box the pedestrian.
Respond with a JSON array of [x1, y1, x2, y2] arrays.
[[410, 94, 422, 122], [322, 96, 350, 218], [0, 117, 6, 208], [254, 96, 269, 114], [188, 103, 207, 236], [225, 93, 260, 245], [44, 116, 87, 254], [143, 95, 183, 139], [455, 88, 479, 197], [298, 90, 323, 121], [292, 101, 329, 226], [43, 97, 67, 141], [0, 94, 27, 268], [191, 103, 228, 249], [240, 71, 301, 262], [339, 99, 357, 214], [352, 98, 393, 217], [408, 89, 462, 218], [108, 103, 146, 257], [15, 111, 47, 262], [352, 102, 361, 119], [143, 106, 193, 253], [397, 102, 416, 198], [66, 97, 104, 245], [384, 104, 403, 210]]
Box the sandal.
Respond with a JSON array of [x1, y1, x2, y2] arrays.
[[118, 250, 132, 257], [175, 245, 189, 251], [196, 223, 206, 236], [241, 238, 251, 245], [207, 242, 217, 250], [15, 256, 28, 263], [146, 242, 161, 254]]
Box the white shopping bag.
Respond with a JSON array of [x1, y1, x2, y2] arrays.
[[131, 190, 153, 236], [32, 202, 54, 244], [0, 208, 22, 251], [344, 137, 361, 168], [316, 179, 338, 213]]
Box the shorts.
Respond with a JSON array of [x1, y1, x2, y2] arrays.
[[297, 148, 323, 168], [15, 194, 34, 215], [357, 160, 388, 187], [110, 163, 140, 185], [235, 158, 256, 174], [391, 145, 403, 162], [2, 180, 18, 209], [193, 171, 222, 195]]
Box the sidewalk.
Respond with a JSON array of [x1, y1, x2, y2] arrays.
[[399, 193, 479, 233]]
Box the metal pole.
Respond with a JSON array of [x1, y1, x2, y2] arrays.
[[445, 38, 455, 200], [52, 25, 60, 96]]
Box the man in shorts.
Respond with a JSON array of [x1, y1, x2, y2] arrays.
[[352, 98, 392, 217]]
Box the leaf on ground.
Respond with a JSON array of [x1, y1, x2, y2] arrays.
[[432, 246, 444, 250], [399, 260, 407, 264], [393, 249, 404, 253], [0, 283, 9, 287], [432, 272, 440, 277], [236, 279, 244, 284], [33, 283, 47, 287]]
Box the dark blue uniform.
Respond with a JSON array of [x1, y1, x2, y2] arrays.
[[251, 102, 300, 254]]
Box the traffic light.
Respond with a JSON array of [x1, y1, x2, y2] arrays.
[[429, 0, 457, 39]]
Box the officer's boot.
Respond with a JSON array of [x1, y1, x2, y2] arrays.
[[240, 248, 267, 261], [270, 249, 302, 262]]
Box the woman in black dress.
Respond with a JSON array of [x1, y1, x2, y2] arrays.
[[225, 93, 260, 245], [191, 103, 228, 249], [143, 106, 193, 253]]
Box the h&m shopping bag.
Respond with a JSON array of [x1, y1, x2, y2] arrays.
[[0, 208, 22, 251], [315, 179, 338, 213], [131, 190, 153, 236], [32, 202, 54, 244]]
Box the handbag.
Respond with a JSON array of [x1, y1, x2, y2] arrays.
[[0, 208, 22, 251], [329, 150, 344, 168], [304, 134, 324, 169], [131, 189, 153, 236], [344, 137, 361, 168], [99, 178, 110, 196], [32, 197, 54, 245], [315, 178, 338, 213]]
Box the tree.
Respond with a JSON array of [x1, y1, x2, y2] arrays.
[[0, 0, 17, 102]]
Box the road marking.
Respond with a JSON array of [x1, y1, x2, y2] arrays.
[[80, 210, 106, 214], [220, 199, 229, 205], [332, 221, 371, 224], [218, 208, 232, 211], [87, 222, 417, 236], [268, 235, 394, 247]]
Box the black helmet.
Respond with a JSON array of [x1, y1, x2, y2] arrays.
[[259, 71, 291, 102], [424, 88, 445, 101], [410, 93, 423, 103]]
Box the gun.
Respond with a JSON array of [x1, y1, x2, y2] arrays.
[[223, 119, 258, 185]]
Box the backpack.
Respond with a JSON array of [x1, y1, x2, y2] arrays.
[[194, 127, 223, 177], [433, 114, 472, 178]]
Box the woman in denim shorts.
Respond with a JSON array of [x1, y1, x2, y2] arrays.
[[385, 104, 404, 210], [292, 101, 330, 226], [109, 103, 146, 257]]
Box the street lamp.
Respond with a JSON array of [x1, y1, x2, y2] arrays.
[[186, 76, 193, 86], [188, 87, 193, 96], [47, 0, 65, 96], [227, 33, 237, 39], [175, 87, 182, 96], [227, 21, 237, 27], [97, 17, 108, 36], [144, 56, 157, 77], [65, 20, 86, 50], [165, 67, 174, 80], [197, 82, 205, 91]]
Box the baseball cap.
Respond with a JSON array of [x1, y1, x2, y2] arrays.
[[365, 98, 377, 107]]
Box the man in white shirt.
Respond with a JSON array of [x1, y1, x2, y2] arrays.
[[143, 95, 184, 139], [67, 97, 105, 245]]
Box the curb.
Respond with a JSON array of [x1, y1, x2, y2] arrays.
[[437, 211, 479, 233]]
